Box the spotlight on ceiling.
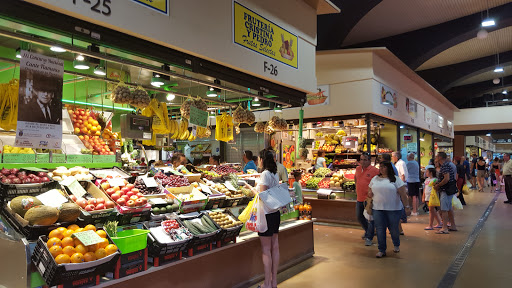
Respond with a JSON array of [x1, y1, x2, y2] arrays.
[[73, 54, 90, 70], [477, 29, 488, 39], [252, 97, 261, 107], [93, 64, 106, 76], [75, 54, 85, 61], [494, 67, 504, 73], [493, 78, 501, 84], [206, 89, 218, 97], [274, 105, 282, 112], [50, 46, 66, 53], [166, 93, 175, 101], [486, 133, 491, 136], [151, 73, 165, 87], [482, 18, 496, 27], [15, 47, 21, 59]]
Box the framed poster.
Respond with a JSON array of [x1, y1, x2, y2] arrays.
[[406, 98, 417, 118], [380, 84, 398, 108], [305, 85, 329, 106]]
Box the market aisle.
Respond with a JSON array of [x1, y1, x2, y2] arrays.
[[250, 190, 497, 288], [454, 190, 512, 288]]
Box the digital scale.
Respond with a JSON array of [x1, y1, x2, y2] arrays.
[[120, 114, 152, 140]]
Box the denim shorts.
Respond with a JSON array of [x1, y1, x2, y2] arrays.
[[440, 192, 454, 211]]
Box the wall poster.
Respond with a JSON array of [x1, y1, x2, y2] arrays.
[[406, 97, 417, 118], [424, 107, 433, 124], [16, 51, 63, 149], [380, 84, 398, 108], [305, 85, 329, 106]]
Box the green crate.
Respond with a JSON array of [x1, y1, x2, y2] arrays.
[[110, 229, 150, 254]]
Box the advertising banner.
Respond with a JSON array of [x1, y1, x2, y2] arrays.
[[233, 1, 298, 69], [305, 85, 329, 106], [16, 51, 63, 149]]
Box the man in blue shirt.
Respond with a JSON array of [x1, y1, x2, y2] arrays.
[[243, 150, 257, 173]]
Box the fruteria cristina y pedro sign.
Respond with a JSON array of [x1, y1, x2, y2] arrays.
[[16, 51, 63, 149], [131, 0, 169, 15], [233, 1, 298, 69]]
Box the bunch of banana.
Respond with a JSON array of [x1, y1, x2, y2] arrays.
[[0, 79, 19, 131], [171, 118, 190, 140], [168, 119, 178, 135], [195, 126, 210, 138]]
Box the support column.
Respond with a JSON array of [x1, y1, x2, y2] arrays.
[[298, 108, 304, 141], [453, 134, 466, 157]]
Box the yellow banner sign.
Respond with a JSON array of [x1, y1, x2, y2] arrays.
[[233, 2, 298, 69], [132, 0, 168, 15]]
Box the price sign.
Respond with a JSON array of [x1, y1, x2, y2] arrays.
[[3, 153, 36, 163], [108, 178, 126, 187], [73, 230, 104, 246], [317, 189, 332, 196], [224, 181, 238, 191], [67, 154, 92, 163], [189, 106, 208, 128], [93, 155, 116, 163], [142, 177, 158, 188], [61, 177, 87, 198], [36, 153, 50, 163], [36, 190, 69, 208], [52, 153, 66, 163], [199, 183, 211, 194]]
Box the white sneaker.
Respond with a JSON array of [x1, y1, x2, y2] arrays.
[[411, 212, 418, 216], [365, 238, 373, 246]]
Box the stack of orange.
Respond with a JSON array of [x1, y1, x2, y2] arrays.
[[47, 224, 118, 264]]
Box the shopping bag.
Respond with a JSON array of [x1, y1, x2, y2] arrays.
[[462, 184, 470, 195], [245, 195, 268, 233], [452, 197, 463, 210], [466, 180, 472, 188], [239, 197, 255, 223], [259, 183, 292, 213], [428, 189, 441, 207]]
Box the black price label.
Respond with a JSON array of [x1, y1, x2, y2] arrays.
[[264, 61, 278, 76], [73, 0, 112, 16]]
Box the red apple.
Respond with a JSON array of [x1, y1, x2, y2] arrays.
[[131, 188, 140, 194], [105, 200, 115, 209], [95, 203, 105, 210], [111, 192, 121, 201], [136, 192, 144, 198], [126, 184, 135, 190], [101, 182, 110, 190], [69, 195, 77, 202], [135, 199, 144, 206], [105, 188, 115, 196], [116, 198, 126, 206], [126, 191, 134, 198], [139, 197, 147, 205], [126, 200, 136, 207], [87, 199, 97, 206], [85, 204, 95, 211], [77, 199, 87, 208], [130, 195, 138, 201], [121, 187, 130, 194], [96, 198, 105, 204], [121, 195, 130, 201]]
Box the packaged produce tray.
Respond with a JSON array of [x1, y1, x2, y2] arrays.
[[1, 203, 63, 241], [32, 235, 120, 287], [144, 220, 191, 265], [204, 210, 243, 247], [0, 179, 60, 205], [177, 213, 220, 256], [167, 186, 207, 214]]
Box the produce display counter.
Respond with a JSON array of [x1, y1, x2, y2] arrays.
[[303, 191, 358, 225], [0, 163, 121, 169], [96, 220, 314, 288]]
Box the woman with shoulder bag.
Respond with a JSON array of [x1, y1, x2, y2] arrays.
[[368, 161, 410, 258], [245, 150, 281, 288]]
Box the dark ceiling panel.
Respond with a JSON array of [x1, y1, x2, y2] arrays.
[[444, 74, 512, 108], [417, 50, 512, 93], [316, 0, 382, 50]]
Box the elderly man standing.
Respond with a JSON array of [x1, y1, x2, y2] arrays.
[[406, 153, 420, 216], [392, 152, 408, 182], [502, 153, 512, 204], [355, 152, 379, 245]]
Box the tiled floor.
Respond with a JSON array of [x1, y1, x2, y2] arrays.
[[251, 187, 511, 288]]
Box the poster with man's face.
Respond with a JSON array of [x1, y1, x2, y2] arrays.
[[16, 51, 63, 149]]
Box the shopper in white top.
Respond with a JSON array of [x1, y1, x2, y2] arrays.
[[392, 151, 408, 182], [368, 161, 410, 258]]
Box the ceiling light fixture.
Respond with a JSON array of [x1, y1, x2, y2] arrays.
[[73, 54, 90, 70], [252, 97, 261, 107], [486, 133, 491, 136], [93, 63, 106, 76], [209, 87, 214, 91], [209, 111, 216, 118], [420, 138, 425, 141], [166, 93, 175, 101], [477, 29, 488, 39], [15, 47, 21, 59], [503, 98, 509, 102], [493, 78, 501, 84], [274, 105, 282, 112], [482, 18, 495, 27], [503, 90, 508, 95], [151, 73, 165, 87], [400, 125, 405, 129], [206, 90, 218, 97], [494, 67, 504, 73], [50, 46, 66, 53]]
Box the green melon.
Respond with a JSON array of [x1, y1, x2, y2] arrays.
[[24, 206, 59, 226], [10, 196, 43, 217], [58, 203, 81, 222]]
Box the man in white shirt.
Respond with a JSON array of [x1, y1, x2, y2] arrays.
[[392, 152, 408, 182]]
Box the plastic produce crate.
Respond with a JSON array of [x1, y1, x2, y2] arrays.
[[105, 248, 148, 279], [0, 180, 60, 205], [178, 213, 220, 257], [144, 221, 191, 267], [0, 204, 61, 241], [32, 236, 120, 287], [109, 228, 150, 254]]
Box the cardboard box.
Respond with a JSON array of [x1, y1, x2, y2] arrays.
[[166, 186, 207, 213]]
